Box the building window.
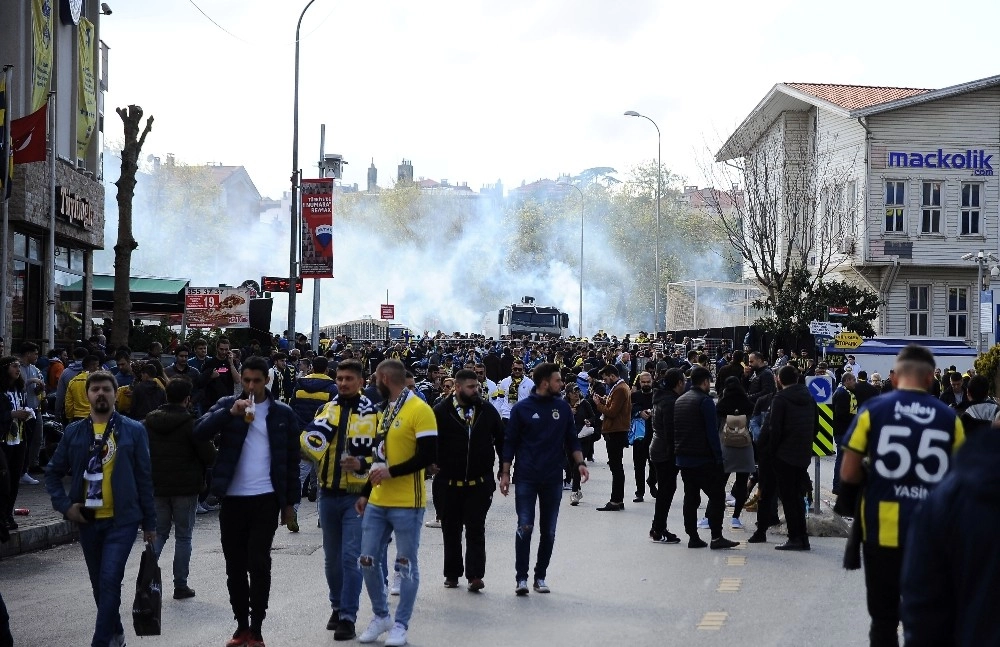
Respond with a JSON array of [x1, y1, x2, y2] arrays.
[[921, 181, 941, 233], [885, 181, 905, 232], [948, 287, 968, 337], [908, 285, 929, 336], [961, 183, 981, 235]]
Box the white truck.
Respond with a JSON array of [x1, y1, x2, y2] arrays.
[[497, 296, 570, 339]]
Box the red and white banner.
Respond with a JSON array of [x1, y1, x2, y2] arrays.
[[301, 178, 334, 279], [185, 287, 253, 329]]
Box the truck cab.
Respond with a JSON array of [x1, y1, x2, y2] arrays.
[[497, 296, 570, 339]]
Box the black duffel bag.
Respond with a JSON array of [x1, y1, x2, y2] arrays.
[[132, 541, 162, 635]]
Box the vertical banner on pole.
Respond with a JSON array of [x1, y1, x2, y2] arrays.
[[76, 17, 97, 159], [300, 178, 333, 279], [31, 0, 53, 112]]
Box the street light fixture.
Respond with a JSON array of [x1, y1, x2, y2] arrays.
[[557, 182, 585, 336], [961, 249, 1000, 355], [625, 110, 662, 332], [288, 0, 322, 346]]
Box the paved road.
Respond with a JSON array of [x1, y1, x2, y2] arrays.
[[2, 453, 869, 646]]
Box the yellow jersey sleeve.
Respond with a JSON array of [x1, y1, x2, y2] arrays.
[[845, 409, 871, 454], [953, 417, 966, 452], [413, 400, 438, 440]]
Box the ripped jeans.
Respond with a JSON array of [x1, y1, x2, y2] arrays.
[[514, 479, 563, 583], [359, 504, 424, 629]]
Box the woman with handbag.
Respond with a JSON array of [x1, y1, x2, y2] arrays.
[[564, 385, 595, 506], [710, 377, 756, 530]]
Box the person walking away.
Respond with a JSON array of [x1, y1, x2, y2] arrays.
[[900, 425, 1000, 646], [192, 356, 301, 647], [145, 378, 217, 600], [299, 359, 377, 641], [44, 370, 157, 647], [840, 344, 964, 646], [648, 368, 684, 544], [755, 365, 816, 550], [129, 363, 167, 421], [831, 372, 858, 495], [564, 385, 594, 506], [958, 375, 1000, 437], [713, 377, 756, 531], [499, 362, 589, 596], [592, 365, 631, 511], [673, 367, 740, 550], [630, 372, 656, 503], [433, 369, 503, 592], [853, 371, 879, 406], [0, 357, 34, 530], [17, 343, 45, 481], [355, 359, 437, 647]]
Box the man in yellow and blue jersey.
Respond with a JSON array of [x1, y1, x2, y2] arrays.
[[840, 344, 964, 647]]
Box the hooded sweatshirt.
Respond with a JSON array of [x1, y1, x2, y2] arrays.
[[144, 403, 217, 497], [902, 431, 1000, 646], [760, 383, 816, 469]]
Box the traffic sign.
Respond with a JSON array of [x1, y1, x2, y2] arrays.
[[834, 331, 863, 349], [828, 306, 849, 317], [814, 404, 835, 456], [380, 304, 395, 320], [261, 276, 303, 293], [809, 320, 843, 337], [806, 375, 833, 404]]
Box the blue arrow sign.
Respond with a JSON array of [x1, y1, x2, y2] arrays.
[[806, 376, 833, 404]]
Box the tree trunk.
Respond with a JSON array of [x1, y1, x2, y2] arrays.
[[111, 105, 153, 350]]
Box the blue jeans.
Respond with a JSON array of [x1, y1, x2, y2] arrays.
[[320, 491, 363, 622], [153, 495, 199, 587], [359, 505, 424, 629], [514, 479, 563, 583], [79, 519, 140, 647]]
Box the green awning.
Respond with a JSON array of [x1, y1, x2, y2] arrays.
[[61, 274, 189, 315]]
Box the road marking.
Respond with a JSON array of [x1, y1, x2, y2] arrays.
[[726, 556, 747, 566], [717, 577, 742, 593], [697, 611, 729, 630]]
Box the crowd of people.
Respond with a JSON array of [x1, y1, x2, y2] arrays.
[[0, 329, 994, 646]]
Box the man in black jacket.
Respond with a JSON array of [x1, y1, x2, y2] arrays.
[[432, 370, 503, 592], [755, 365, 816, 550], [193, 356, 301, 647], [831, 373, 857, 496], [673, 367, 739, 550], [648, 367, 684, 544], [198, 337, 241, 412], [146, 378, 217, 600], [746, 352, 776, 407], [853, 371, 880, 406]]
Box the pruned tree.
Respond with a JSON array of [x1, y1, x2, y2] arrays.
[[111, 105, 153, 349], [704, 119, 861, 314]]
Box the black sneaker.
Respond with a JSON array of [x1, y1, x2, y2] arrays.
[[710, 537, 740, 550], [688, 536, 708, 549], [173, 586, 196, 599], [326, 611, 339, 631], [747, 529, 768, 543], [333, 619, 356, 641], [649, 530, 680, 544]]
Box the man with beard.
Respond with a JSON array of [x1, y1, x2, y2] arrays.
[[630, 372, 655, 503], [500, 363, 588, 596], [299, 359, 378, 641], [165, 345, 198, 381], [491, 360, 534, 426], [473, 363, 497, 405], [593, 365, 631, 511], [45, 371, 157, 647], [433, 370, 503, 592], [199, 338, 241, 412]]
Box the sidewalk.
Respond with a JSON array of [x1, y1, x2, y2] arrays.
[[0, 475, 79, 559]]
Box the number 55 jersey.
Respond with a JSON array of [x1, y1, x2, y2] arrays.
[[843, 388, 965, 548]]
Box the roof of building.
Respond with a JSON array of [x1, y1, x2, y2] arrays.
[[718, 73, 1000, 161], [783, 82, 932, 111]]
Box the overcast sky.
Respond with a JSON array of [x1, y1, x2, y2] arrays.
[[102, 0, 1000, 198]]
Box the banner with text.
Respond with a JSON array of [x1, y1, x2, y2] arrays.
[[31, 0, 52, 112], [76, 17, 97, 159], [185, 287, 253, 329], [300, 178, 334, 279]]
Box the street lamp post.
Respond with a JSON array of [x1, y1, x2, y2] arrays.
[[558, 182, 585, 336], [962, 249, 1000, 355], [625, 110, 661, 332], [288, 0, 321, 346]]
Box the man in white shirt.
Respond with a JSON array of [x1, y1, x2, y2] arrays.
[[490, 360, 534, 423]]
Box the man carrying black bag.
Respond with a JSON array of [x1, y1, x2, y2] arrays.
[[45, 370, 157, 647]]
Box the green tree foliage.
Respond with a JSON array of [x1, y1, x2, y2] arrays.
[[974, 344, 1000, 396]]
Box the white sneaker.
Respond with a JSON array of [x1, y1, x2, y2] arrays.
[[697, 518, 710, 529], [424, 518, 441, 528], [19, 474, 38, 485], [358, 615, 394, 643], [726, 494, 736, 506], [389, 572, 402, 596], [569, 491, 583, 506], [731, 517, 744, 530], [108, 634, 127, 647], [515, 580, 529, 596], [384, 622, 408, 647], [533, 579, 550, 593]]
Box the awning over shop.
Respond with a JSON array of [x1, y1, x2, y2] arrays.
[[824, 337, 976, 357], [60, 274, 189, 316]]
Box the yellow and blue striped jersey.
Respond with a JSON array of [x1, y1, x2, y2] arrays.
[[843, 388, 964, 548]]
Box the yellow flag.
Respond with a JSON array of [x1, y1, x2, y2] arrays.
[[31, 0, 53, 113], [77, 17, 97, 160]]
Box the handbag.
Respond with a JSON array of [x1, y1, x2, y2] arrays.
[[722, 414, 751, 448], [628, 416, 646, 446], [578, 424, 595, 439], [132, 541, 162, 636]]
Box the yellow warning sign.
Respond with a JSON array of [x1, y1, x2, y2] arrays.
[[834, 331, 862, 349], [814, 403, 835, 456]]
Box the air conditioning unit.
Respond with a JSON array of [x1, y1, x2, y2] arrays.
[[838, 236, 856, 254]]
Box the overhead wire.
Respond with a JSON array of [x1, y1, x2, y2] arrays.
[[186, 0, 337, 47]]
